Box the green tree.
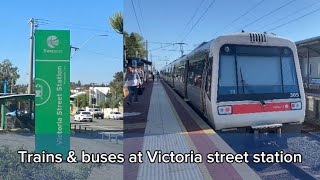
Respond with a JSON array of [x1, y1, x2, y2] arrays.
[[109, 12, 126, 69], [70, 82, 77, 90], [109, 12, 147, 68], [0, 59, 20, 93], [103, 100, 111, 109], [109, 12, 123, 34], [74, 93, 89, 108], [109, 72, 123, 100], [13, 84, 27, 94], [109, 98, 120, 109], [125, 32, 146, 58]]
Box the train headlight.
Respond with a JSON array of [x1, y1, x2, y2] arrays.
[[218, 106, 232, 115], [291, 102, 302, 110]]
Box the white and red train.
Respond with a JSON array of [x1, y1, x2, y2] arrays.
[[161, 32, 305, 138]]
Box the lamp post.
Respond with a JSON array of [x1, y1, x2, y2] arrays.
[[71, 34, 108, 58]]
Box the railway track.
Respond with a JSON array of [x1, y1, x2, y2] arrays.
[[252, 156, 319, 179], [247, 121, 320, 180], [279, 162, 319, 180], [246, 149, 319, 180], [302, 122, 320, 141]]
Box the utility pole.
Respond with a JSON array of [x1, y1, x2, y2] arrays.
[[89, 83, 96, 108], [124, 34, 126, 70], [89, 87, 92, 106], [28, 18, 35, 94], [27, 18, 35, 120], [77, 95, 79, 111], [145, 40, 149, 82], [176, 43, 186, 57], [150, 54, 153, 72]]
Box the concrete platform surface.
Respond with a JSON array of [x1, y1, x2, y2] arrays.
[[124, 80, 260, 180]]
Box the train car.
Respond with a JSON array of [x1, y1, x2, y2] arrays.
[[162, 32, 305, 143]]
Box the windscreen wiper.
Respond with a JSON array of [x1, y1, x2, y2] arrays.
[[239, 68, 266, 106]]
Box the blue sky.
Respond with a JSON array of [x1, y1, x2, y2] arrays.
[[125, 0, 320, 69], [0, 0, 122, 85]]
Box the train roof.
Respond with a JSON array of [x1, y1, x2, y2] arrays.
[[162, 32, 291, 70], [163, 39, 215, 69]]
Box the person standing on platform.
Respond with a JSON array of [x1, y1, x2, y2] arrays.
[[138, 67, 144, 85], [124, 66, 141, 105]]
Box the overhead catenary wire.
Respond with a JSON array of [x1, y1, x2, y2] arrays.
[[137, 0, 144, 22], [267, 6, 320, 32], [35, 19, 108, 31], [81, 50, 122, 59], [176, 0, 206, 41], [35, 19, 109, 34], [131, 0, 144, 36], [212, 0, 266, 37], [180, 0, 217, 42], [148, 41, 176, 45], [238, 0, 297, 31], [149, 44, 174, 52], [254, 0, 320, 32], [136, 0, 147, 38], [36, 23, 109, 33]]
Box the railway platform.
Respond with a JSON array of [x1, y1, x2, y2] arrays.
[[124, 79, 260, 180]]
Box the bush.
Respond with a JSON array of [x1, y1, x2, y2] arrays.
[[0, 146, 102, 180]]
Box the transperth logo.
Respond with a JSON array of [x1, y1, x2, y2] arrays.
[[47, 35, 59, 48]]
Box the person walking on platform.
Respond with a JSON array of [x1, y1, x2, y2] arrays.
[[124, 67, 141, 105], [157, 71, 160, 80]]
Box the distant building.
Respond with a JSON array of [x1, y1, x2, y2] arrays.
[[89, 87, 111, 105], [70, 91, 87, 102], [70, 87, 83, 94]]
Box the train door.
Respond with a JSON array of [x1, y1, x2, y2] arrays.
[[201, 56, 213, 118], [201, 56, 210, 116], [184, 60, 189, 100], [172, 65, 175, 88]]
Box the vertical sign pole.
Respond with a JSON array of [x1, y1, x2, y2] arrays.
[[28, 18, 35, 94], [35, 30, 70, 157]]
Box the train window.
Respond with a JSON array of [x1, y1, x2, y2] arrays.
[[237, 56, 282, 94], [179, 65, 185, 82], [282, 57, 299, 92], [218, 45, 300, 102], [188, 60, 204, 88], [218, 55, 237, 95]]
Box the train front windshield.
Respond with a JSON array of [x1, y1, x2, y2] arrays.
[[218, 45, 300, 102]]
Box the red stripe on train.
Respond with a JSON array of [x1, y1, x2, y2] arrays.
[[232, 102, 291, 114]]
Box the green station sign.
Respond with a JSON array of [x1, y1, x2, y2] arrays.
[[35, 30, 70, 156]]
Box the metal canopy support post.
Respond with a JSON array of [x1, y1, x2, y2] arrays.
[[1, 104, 4, 129], [1, 81, 7, 129], [307, 47, 310, 91]]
